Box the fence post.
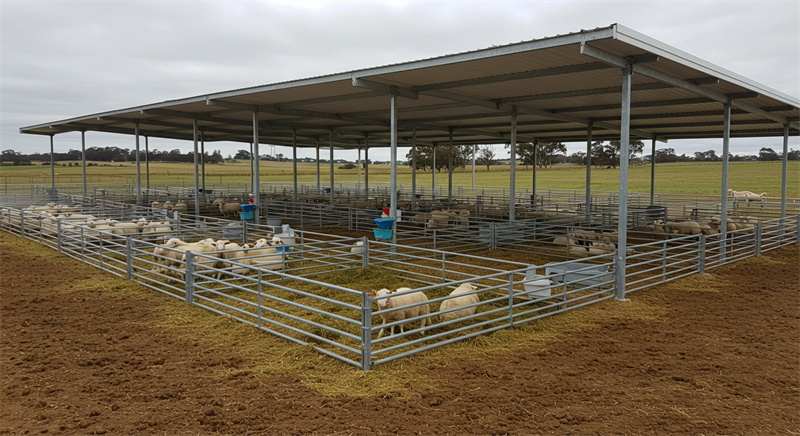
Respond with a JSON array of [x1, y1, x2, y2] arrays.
[[698, 234, 706, 274], [184, 251, 195, 305], [754, 222, 762, 255], [242, 220, 248, 245], [362, 237, 369, 268], [796, 214, 800, 244], [126, 237, 133, 280], [20, 210, 25, 235], [348, 208, 353, 231], [56, 219, 62, 253], [508, 272, 515, 328], [360, 291, 373, 371], [257, 269, 263, 329]]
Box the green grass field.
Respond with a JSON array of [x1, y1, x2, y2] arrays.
[[1, 160, 798, 197]]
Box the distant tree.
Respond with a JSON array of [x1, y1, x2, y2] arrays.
[[534, 141, 567, 169], [477, 145, 496, 170], [758, 147, 780, 161], [789, 149, 800, 161], [1, 149, 21, 164], [234, 150, 251, 160]]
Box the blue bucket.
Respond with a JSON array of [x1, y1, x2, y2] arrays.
[[241, 204, 255, 212], [238, 211, 254, 220], [374, 218, 395, 229], [373, 228, 393, 241]]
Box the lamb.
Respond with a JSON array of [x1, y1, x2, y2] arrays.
[[438, 283, 480, 323], [370, 287, 432, 338], [214, 199, 242, 218]]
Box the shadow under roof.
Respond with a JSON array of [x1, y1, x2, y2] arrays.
[[20, 24, 800, 150]]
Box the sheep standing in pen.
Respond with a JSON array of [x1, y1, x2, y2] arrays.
[[214, 199, 242, 218], [438, 283, 480, 323], [214, 239, 252, 276], [370, 287, 432, 338], [151, 238, 217, 277], [246, 236, 284, 271]]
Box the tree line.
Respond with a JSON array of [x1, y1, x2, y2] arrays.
[[2, 142, 797, 168]]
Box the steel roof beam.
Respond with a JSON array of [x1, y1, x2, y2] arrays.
[[580, 42, 795, 128]]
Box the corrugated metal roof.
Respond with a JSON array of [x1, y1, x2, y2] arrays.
[[20, 24, 799, 150]]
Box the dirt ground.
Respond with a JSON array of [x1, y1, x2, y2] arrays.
[[1, 232, 798, 435]]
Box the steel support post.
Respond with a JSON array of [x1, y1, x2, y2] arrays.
[[390, 91, 398, 247], [135, 122, 141, 206], [252, 110, 261, 225], [472, 144, 476, 190], [200, 129, 206, 194], [649, 136, 656, 205], [720, 99, 732, 261], [316, 138, 321, 194], [329, 130, 335, 204], [357, 146, 362, 193], [293, 129, 298, 202], [509, 107, 517, 221], [192, 119, 201, 217], [614, 59, 633, 301], [81, 130, 87, 197], [532, 140, 537, 208], [57, 220, 62, 253], [432, 144, 437, 198], [411, 130, 417, 205], [780, 124, 789, 237], [50, 135, 55, 193], [364, 138, 370, 199], [448, 129, 454, 205], [585, 122, 592, 222], [145, 136, 150, 190]]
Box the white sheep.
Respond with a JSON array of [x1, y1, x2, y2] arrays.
[[246, 237, 284, 271], [438, 283, 480, 323], [214, 199, 242, 218], [214, 239, 252, 275], [371, 287, 432, 338], [110, 218, 147, 236], [152, 238, 217, 277]]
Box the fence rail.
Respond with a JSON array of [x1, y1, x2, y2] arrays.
[[1, 193, 798, 370]]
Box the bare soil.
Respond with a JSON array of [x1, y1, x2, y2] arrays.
[[1, 232, 798, 435]]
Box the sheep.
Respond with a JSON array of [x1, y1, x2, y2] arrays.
[[664, 221, 702, 235], [438, 283, 480, 323], [141, 220, 174, 243], [587, 241, 615, 255], [246, 237, 284, 271], [172, 200, 188, 213], [110, 218, 147, 236], [152, 238, 217, 277], [370, 287, 432, 338], [214, 239, 252, 275], [728, 189, 768, 204], [214, 199, 242, 218]]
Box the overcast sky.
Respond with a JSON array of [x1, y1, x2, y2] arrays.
[[2, 0, 798, 162]]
